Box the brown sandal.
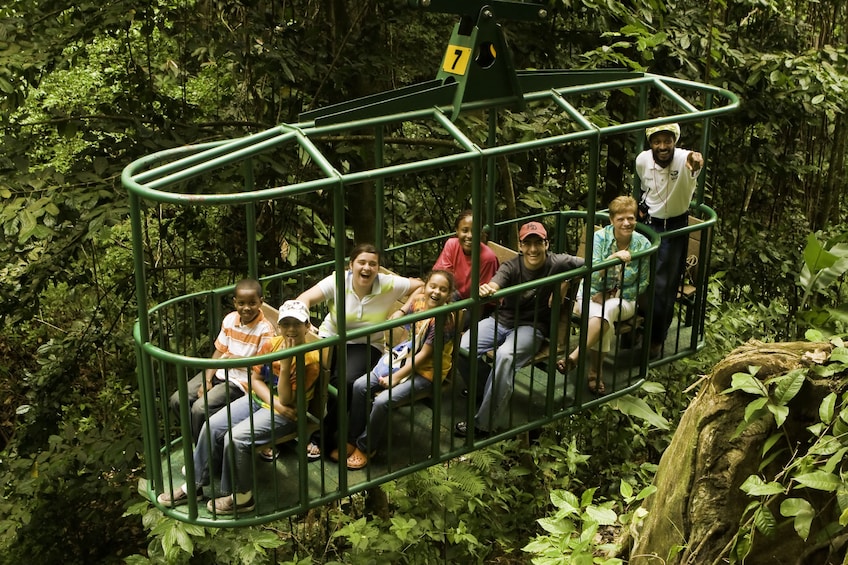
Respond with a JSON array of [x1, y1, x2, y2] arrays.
[[306, 442, 321, 462], [556, 356, 577, 375], [588, 373, 606, 395], [346, 447, 375, 470], [329, 442, 355, 463]]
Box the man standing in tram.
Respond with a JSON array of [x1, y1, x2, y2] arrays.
[[455, 221, 583, 437], [635, 122, 704, 358]]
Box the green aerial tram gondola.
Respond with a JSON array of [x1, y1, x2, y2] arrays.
[[123, 0, 738, 526]]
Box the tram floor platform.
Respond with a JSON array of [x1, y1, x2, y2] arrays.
[[150, 336, 668, 520], [150, 317, 705, 520], [149, 320, 698, 520], [153, 365, 574, 519]]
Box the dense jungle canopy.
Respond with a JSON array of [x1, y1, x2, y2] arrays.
[[1, 0, 847, 563]]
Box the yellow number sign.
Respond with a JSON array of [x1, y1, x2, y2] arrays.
[[442, 45, 472, 76]]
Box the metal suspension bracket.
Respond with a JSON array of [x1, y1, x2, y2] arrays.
[[431, 1, 547, 119], [300, 1, 548, 125]]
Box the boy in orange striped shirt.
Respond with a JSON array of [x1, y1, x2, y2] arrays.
[[168, 278, 276, 442]]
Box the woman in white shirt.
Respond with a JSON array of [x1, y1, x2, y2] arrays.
[[296, 243, 423, 460]]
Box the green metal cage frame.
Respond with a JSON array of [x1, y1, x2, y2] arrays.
[[123, 2, 738, 526]]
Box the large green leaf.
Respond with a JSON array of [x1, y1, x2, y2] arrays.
[[607, 395, 670, 430], [780, 498, 814, 540], [537, 516, 575, 535], [740, 475, 784, 497], [725, 370, 768, 397], [640, 381, 666, 394], [744, 397, 769, 422], [584, 505, 617, 526], [793, 470, 841, 492], [767, 403, 789, 427], [769, 369, 806, 406], [753, 505, 777, 536], [830, 347, 848, 364], [799, 235, 848, 295], [550, 490, 580, 515], [824, 447, 848, 474], [819, 392, 837, 424]]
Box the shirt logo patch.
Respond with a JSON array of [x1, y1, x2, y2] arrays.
[[670, 170, 680, 181]]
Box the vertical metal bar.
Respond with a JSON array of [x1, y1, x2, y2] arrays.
[[464, 153, 485, 440], [430, 311, 446, 459], [692, 91, 715, 351], [375, 125, 385, 252], [631, 82, 649, 199], [486, 109, 498, 243], [333, 175, 348, 492], [694, 93, 715, 207], [129, 193, 162, 491], [244, 159, 258, 279], [543, 211, 570, 416], [576, 132, 601, 406], [176, 361, 200, 521]]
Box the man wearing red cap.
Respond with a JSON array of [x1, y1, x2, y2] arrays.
[[635, 122, 704, 358], [455, 221, 583, 437]]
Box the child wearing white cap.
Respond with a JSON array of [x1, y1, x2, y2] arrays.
[[159, 300, 320, 514]]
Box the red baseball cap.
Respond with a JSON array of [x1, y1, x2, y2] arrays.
[[518, 221, 547, 241]]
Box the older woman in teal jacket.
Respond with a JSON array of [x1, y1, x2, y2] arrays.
[[557, 196, 650, 394]]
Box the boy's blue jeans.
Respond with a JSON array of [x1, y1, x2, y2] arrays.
[[192, 394, 296, 495], [169, 371, 245, 443], [348, 370, 433, 454]]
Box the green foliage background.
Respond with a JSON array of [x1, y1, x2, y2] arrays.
[[0, 0, 846, 563]]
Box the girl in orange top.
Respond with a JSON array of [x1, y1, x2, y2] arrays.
[[341, 270, 455, 470]]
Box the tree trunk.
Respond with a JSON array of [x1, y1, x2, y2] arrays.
[[498, 154, 519, 250], [817, 112, 846, 231], [628, 339, 845, 564]]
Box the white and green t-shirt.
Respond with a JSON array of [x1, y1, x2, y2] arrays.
[[316, 271, 411, 347]]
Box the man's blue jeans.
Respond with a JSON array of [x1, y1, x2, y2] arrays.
[[460, 316, 543, 432]]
